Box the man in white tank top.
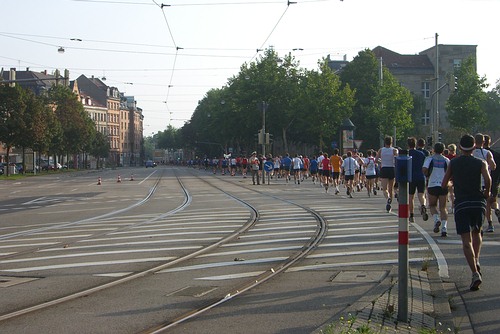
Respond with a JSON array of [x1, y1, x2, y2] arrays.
[[376, 136, 398, 212]]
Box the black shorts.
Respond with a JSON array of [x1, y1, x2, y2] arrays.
[[409, 180, 426, 195], [380, 167, 395, 179], [454, 198, 486, 234], [344, 174, 355, 181], [427, 186, 448, 196], [332, 171, 340, 179], [366, 174, 377, 180], [492, 181, 499, 197], [322, 170, 330, 177], [310, 168, 318, 175]]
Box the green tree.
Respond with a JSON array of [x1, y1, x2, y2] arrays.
[[89, 131, 110, 169], [446, 57, 488, 133], [0, 85, 26, 175], [298, 59, 355, 151], [15, 88, 57, 173], [340, 49, 414, 149], [481, 79, 500, 134], [48, 85, 95, 166]]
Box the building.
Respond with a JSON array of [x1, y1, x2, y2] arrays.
[[1, 69, 144, 168], [0, 68, 69, 166], [329, 44, 477, 142]]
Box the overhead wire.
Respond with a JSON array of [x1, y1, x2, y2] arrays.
[[152, 0, 180, 125], [249, 1, 295, 63]]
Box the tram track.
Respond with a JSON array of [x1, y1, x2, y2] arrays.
[[0, 167, 329, 333]]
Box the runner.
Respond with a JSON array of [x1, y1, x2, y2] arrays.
[[408, 137, 428, 223], [364, 149, 377, 197], [281, 153, 292, 183], [321, 152, 331, 192], [309, 155, 319, 184], [423, 142, 450, 237], [241, 155, 248, 178], [483, 135, 500, 228], [273, 155, 281, 179], [376, 136, 398, 212], [342, 151, 359, 198], [292, 154, 303, 184], [441, 134, 491, 291], [473, 134, 497, 232], [329, 149, 343, 195]]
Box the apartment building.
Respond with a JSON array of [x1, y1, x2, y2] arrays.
[[1, 69, 144, 167]]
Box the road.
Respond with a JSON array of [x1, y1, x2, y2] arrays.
[[0, 166, 499, 333]]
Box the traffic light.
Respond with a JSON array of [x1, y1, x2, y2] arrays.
[[453, 76, 458, 91], [258, 129, 264, 145], [438, 132, 443, 142]]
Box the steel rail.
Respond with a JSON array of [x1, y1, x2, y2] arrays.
[[140, 171, 329, 333], [0, 169, 259, 323]]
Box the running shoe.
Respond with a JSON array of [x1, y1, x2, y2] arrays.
[[373, 189, 377, 196], [486, 224, 494, 233], [346, 189, 350, 196], [349, 194, 353, 198], [386, 198, 392, 212], [433, 221, 441, 233], [335, 189, 340, 195], [421, 205, 429, 221], [470, 272, 482, 291], [441, 231, 447, 237], [409, 215, 414, 223]]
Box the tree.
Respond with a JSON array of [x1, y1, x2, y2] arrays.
[[481, 79, 500, 134], [340, 49, 414, 149], [298, 59, 355, 151], [89, 131, 110, 169], [48, 85, 95, 166], [16, 88, 56, 173], [0, 85, 26, 175], [446, 57, 488, 133]]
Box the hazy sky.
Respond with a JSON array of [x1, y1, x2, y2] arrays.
[[2, 0, 499, 135]]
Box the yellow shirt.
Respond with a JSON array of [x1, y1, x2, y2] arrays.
[[330, 155, 343, 173]]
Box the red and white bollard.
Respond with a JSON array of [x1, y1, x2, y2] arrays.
[[396, 150, 412, 322]]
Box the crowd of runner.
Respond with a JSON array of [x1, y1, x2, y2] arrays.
[[192, 134, 499, 238]]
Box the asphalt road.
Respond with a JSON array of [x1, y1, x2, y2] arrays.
[[0, 166, 499, 333]]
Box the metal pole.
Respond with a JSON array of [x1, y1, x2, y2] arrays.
[[433, 33, 439, 145], [397, 150, 410, 322], [262, 101, 266, 185]]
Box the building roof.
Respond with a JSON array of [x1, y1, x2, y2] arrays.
[[372, 46, 434, 71]]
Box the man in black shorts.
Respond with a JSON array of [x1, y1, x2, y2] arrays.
[[442, 134, 491, 291]]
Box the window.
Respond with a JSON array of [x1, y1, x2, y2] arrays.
[[421, 82, 430, 99], [421, 110, 430, 125], [453, 59, 462, 69]]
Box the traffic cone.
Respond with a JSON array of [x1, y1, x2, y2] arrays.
[[130, 174, 134, 181], [97, 177, 102, 185], [117, 175, 122, 183]]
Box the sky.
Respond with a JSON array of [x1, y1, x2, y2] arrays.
[[2, 0, 499, 135]]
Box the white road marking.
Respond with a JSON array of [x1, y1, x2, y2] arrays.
[[4, 257, 175, 272], [287, 258, 427, 272], [196, 271, 264, 280]]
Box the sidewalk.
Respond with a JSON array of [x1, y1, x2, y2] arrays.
[[319, 263, 471, 333]]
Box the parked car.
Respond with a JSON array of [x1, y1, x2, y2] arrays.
[[145, 160, 156, 168]]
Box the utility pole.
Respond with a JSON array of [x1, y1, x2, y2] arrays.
[[433, 33, 440, 145]]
